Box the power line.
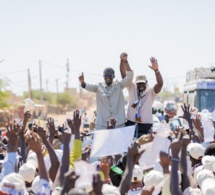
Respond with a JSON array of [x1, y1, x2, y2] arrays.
[[1, 69, 27, 75]]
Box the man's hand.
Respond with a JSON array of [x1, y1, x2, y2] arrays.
[[62, 122, 72, 144], [36, 126, 47, 141], [47, 118, 57, 138], [73, 110, 81, 131], [192, 114, 204, 136], [100, 157, 111, 183], [128, 142, 145, 163], [180, 103, 191, 122], [148, 57, 158, 71], [25, 132, 43, 154], [120, 52, 128, 63], [92, 174, 103, 195], [78, 72, 85, 84], [67, 118, 75, 135], [62, 171, 79, 193], [6, 121, 19, 152], [24, 111, 31, 121], [107, 118, 117, 129]]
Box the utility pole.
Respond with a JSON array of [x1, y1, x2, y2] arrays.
[[39, 60, 43, 102], [66, 58, 70, 91], [56, 79, 59, 113], [27, 69, 32, 99], [46, 79, 49, 92]]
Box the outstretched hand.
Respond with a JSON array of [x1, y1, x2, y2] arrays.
[[180, 103, 191, 122], [148, 57, 158, 71]]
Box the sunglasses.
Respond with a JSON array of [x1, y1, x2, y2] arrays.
[[103, 74, 114, 78]]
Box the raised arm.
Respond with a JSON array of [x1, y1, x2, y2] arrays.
[[120, 52, 132, 79], [170, 137, 183, 195], [148, 57, 163, 93], [79, 72, 86, 88], [36, 125, 60, 182], [180, 138, 191, 191]]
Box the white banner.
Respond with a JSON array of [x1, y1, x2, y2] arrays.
[[90, 125, 135, 157]]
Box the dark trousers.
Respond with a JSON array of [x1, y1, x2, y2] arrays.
[[125, 120, 152, 138]]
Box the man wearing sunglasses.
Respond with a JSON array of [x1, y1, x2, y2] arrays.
[[79, 53, 133, 130]]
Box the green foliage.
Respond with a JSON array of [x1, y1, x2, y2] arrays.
[[23, 90, 55, 104], [0, 79, 9, 109], [57, 92, 75, 107]]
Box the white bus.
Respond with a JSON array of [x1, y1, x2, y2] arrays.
[[184, 67, 215, 112]]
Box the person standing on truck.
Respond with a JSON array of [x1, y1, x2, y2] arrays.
[[79, 53, 133, 130], [120, 56, 163, 138]]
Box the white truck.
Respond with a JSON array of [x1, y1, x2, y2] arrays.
[[184, 67, 215, 113]]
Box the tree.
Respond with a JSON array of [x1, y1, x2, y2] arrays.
[[0, 79, 9, 109], [57, 92, 75, 108], [23, 90, 55, 104]]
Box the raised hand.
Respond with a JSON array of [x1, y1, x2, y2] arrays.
[[73, 110, 81, 128], [192, 114, 204, 136], [148, 57, 158, 71], [25, 132, 43, 154], [47, 118, 57, 138], [62, 171, 80, 194], [78, 72, 84, 83], [120, 52, 128, 63], [92, 174, 103, 195], [128, 142, 145, 163], [67, 118, 75, 135], [36, 126, 47, 141], [6, 121, 19, 152], [100, 156, 111, 183], [180, 103, 191, 122]]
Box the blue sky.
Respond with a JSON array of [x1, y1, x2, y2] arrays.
[[0, 0, 215, 95]]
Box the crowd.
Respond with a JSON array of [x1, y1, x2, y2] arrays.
[[0, 53, 215, 195]]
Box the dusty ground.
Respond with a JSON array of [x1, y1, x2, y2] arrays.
[[47, 105, 96, 132]]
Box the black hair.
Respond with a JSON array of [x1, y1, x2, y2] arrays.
[[205, 143, 215, 156], [103, 67, 115, 75]]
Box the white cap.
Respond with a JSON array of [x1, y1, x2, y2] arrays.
[[183, 187, 202, 195], [19, 163, 36, 183], [131, 165, 143, 182], [102, 184, 120, 195], [0, 173, 28, 194], [211, 109, 215, 122], [32, 176, 52, 194], [27, 150, 38, 168], [202, 155, 215, 171], [187, 143, 205, 160], [143, 170, 163, 188], [201, 178, 215, 195], [196, 169, 215, 188]]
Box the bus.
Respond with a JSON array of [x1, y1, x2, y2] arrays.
[[184, 67, 215, 112]]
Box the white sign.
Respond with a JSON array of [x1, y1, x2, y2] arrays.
[[90, 126, 135, 157], [139, 135, 170, 170]]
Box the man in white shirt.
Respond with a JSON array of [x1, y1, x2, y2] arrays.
[[82, 112, 89, 130], [120, 57, 163, 138], [79, 53, 133, 130]]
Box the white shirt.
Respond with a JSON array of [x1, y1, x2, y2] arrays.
[[85, 71, 133, 128], [127, 83, 157, 124]]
